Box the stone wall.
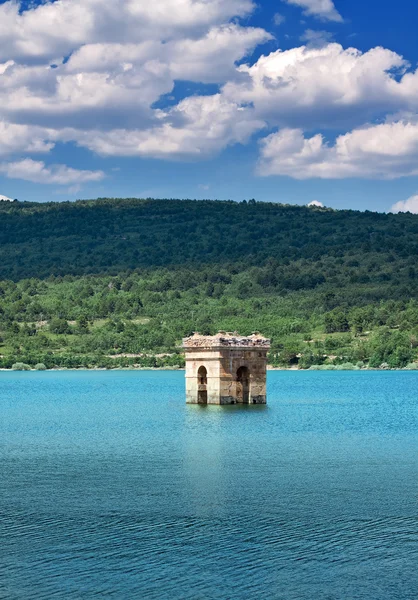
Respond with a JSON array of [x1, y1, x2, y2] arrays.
[[184, 347, 222, 405]]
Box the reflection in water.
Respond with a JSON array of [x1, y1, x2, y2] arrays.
[[183, 404, 269, 518], [1, 370, 418, 600]]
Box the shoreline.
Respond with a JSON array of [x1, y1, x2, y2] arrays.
[[1, 366, 417, 372]]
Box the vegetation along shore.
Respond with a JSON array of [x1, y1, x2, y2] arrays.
[[1, 197, 418, 371]]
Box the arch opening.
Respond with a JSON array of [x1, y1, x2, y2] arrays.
[[236, 366, 250, 404], [197, 366, 208, 404]]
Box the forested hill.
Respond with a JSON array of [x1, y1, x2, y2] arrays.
[[1, 197, 417, 280], [2, 197, 418, 371]]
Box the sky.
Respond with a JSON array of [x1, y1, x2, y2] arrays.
[[2, 0, 418, 212]]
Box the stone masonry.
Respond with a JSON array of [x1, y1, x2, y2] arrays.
[[182, 332, 270, 405]]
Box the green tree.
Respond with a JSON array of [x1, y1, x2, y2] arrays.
[[49, 318, 71, 335]]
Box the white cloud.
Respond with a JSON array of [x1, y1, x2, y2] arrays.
[[258, 121, 418, 179], [300, 29, 334, 47], [0, 0, 255, 61], [223, 43, 411, 129], [273, 13, 286, 26], [391, 195, 418, 214], [166, 24, 271, 84], [3, 38, 418, 172], [0, 194, 13, 201], [54, 184, 83, 196], [66, 24, 270, 84], [308, 200, 324, 207], [284, 0, 343, 22], [0, 159, 105, 184], [3, 0, 418, 187], [0, 0, 270, 175], [0, 57, 171, 130], [0, 61, 14, 75], [0, 121, 54, 156], [64, 94, 265, 158], [0, 23, 269, 131]]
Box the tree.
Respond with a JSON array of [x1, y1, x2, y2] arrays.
[[76, 315, 90, 334], [49, 318, 71, 335], [324, 309, 350, 333]]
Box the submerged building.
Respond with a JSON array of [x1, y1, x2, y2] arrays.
[[182, 332, 270, 405]]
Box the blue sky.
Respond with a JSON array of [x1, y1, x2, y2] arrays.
[[1, 0, 418, 212]]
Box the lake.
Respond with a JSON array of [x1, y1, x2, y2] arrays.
[[1, 370, 417, 599]]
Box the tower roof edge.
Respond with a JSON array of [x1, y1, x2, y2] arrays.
[[182, 332, 271, 349]]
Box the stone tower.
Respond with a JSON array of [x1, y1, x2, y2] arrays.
[[182, 332, 270, 405]]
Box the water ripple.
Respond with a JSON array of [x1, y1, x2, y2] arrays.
[[1, 371, 418, 599]]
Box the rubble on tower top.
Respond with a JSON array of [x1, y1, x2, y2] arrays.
[[182, 332, 271, 348]]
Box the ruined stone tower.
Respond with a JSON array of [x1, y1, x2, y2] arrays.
[[182, 332, 270, 405]]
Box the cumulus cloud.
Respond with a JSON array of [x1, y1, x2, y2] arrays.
[[0, 194, 13, 201], [66, 24, 270, 84], [284, 0, 343, 22], [0, 0, 255, 61], [165, 24, 271, 83], [2, 0, 418, 187], [391, 195, 418, 214], [64, 95, 265, 158], [0, 19, 269, 131], [0, 121, 54, 156], [0, 159, 105, 184], [258, 122, 418, 179], [308, 200, 324, 207], [223, 43, 413, 129], [0, 60, 172, 130], [0, 0, 270, 180]]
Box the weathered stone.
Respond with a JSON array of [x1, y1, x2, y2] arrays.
[[183, 332, 270, 405]]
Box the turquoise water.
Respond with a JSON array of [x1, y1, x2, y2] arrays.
[[1, 370, 418, 600]]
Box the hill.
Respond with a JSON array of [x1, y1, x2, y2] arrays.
[[1, 197, 418, 370], [1, 197, 418, 280]]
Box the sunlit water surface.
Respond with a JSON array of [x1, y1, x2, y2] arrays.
[[1, 370, 418, 599]]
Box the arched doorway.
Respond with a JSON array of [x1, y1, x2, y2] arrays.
[[197, 366, 208, 404], [236, 366, 250, 403]]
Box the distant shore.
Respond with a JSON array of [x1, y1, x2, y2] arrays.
[[1, 366, 418, 372]]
